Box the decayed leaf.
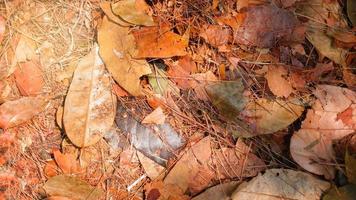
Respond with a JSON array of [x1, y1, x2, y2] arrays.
[[0, 16, 5, 44], [148, 67, 179, 96], [137, 151, 165, 180], [14, 59, 44, 96], [190, 71, 218, 101], [205, 79, 247, 119], [199, 25, 231, 48], [0, 96, 47, 129], [112, 0, 154, 26], [231, 169, 330, 200], [290, 85, 356, 179], [98, 16, 151, 96], [240, 98, 304, 135], [116, 106, 185, 165], [132, 26, 188, 58], [43, 175, 103, 200], [347, 0, 356, 26], [234, 5, 299, 47], [166, 56, 197, 89], [145, 181, 190, 200], [191, 181, 239, 200], [63, 46, 116, 147], [265, 65, 294, 98], [142, 107, 166, 125], [100, 1, 131, 27], [323, 184, 356, 200]]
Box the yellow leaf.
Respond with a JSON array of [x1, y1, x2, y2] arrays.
[[98, 16, 151, 96], [112, 0, 155, 26], [63, 45, 117, 147]]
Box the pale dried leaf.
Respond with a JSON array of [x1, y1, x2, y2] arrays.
[[192, 181, 239, 200], [63, 45, 117, 147], [14, 59, 44, 96], [142, 107, 166, 125], [112, 0, 154, 26], [14, 35, 36, 63], [100, 1, 131, 26], [265, 65, 294, 98], [137, 151, 165, 180]]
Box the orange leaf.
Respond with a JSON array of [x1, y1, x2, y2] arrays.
[[112, 83, 129, 97], [133, 26, 188, 58], [199, 25, 231, 48], [44, 160, 59, 177], [0, 16, 5, 44], [14, 59, 44, 96], [142, 107, 166, 125], [53, 149, 78, 174], [265, 65, 294, 98]]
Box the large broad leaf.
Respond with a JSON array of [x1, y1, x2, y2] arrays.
[[115, 106, 185, 166], [205, 79, 247, 119], [97, 16, 151, 96], [112, 0, 154, 26], [290, 85, 356, 179], [63, 45, 116, 147], [43, 175, 103, 200], [100, 1, 131, 27], [0, 96, 48, 129], [240, 98, 304, 135], [231, 169, 330, 200]]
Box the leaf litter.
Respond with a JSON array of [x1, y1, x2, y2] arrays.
[[1, 0, 356, 199]]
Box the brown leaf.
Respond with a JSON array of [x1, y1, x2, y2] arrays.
[[112, 83, 129, 97], [190, 71, 218, 101], [63, 46, 116, 147], [290, 85, 356, 179], [145, 181, 190, 200], [14, 34, 37, 63], [56, 106, 63, 129], [265, 65, 294, 98], [44, 160, 59, 178], [199, 25, 231, 48], [137, 151, 165, 180], [98, 16, 151, 96], [142, 107, 166, 125], [112, 0, 154, 26], [236, 0, 268, 11], [53, 149, 78, 174], [100, 1, 131, 26], [132, 26, 189, 58], [0, 96, 47, 129], [14, 59, 44, 96], [0, 16, 5, 44]]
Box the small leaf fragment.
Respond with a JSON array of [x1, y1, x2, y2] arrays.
[[43, 175, 103, 200]]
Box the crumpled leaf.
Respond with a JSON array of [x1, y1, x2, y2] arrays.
[[112, 0, 154, 26], [142, 107, 166, 125], [265, 65, 294, 98], [0, 16, 5, 44], [231, 169, 330, 200], [100, 1, 131, 27], [205, 79, 247, 119], [191, 181, 239, 200], [43, 175, 103, 200], [290, 85, 356, 179], [14, 59, 44, 96], [347, 0, 356, 26], [132, 26, 188, 58], [234, 5, 300, 47], [115, 106, 185, 166], [137, 151, 165, 180], [98, 16, 151, 96], [323, 184, 356, 200], [63, 45, 116, 147], [240, 98, 304, 135], [0, 96, 48, 129]]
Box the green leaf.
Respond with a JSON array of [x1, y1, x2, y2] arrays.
[[323, 184, 356, 200], [205, 79, 247, 119], [43, 175, 103, 200], [345, 151, 356, 184]]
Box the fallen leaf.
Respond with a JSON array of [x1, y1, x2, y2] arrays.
[[14, 59, 44, 96], [0, 96, 47, 129], [323, 184, 356, 200], [142, 107, 166, 125], [14, 34, 37, 63], [132, 26, 188, 58], [148, 67, 179, 96], [112, 0, 154, 26], [166, 56, 197, 89], [234, 5, 299, 47], [53, 149, 78, 174], [231, 169, 330, 200], [0, 16, 5, 44], [240, 98, 304, 135], [100, 1, 131, 27], [345, 151, 356, 184], [44, 160, 59, 177], [47, 196, 73, 200], [98, 16, 151, 96], [265, 65, 294, 98], [43, 175, 103, 200], [191, 181, 239, 200], [116, 106, 185, 165], [63, 45, 117, 147], [0, 80, 12, 104], [199, 25, 231, 48], [112, 83, 129, 97], [290, 85, 356, 179], [347, 0, 356, 26], [190, 71, 218, 101], [56, 106, 64, 129], [205, 79, 247, 119], [236, 0, 268, 11], [145, 181, 190, 200], [137, 151, 165, 180], [309, 62, 334, 81]]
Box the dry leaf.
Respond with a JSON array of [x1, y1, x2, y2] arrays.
[[290, 85, 356, 179], [112, 0, 154, 26], [47, 196, 73, 200], [145, 181, 190, 200], [236, 0, 268, 11], [192, 181, 239, 200], [190, 71, 218, 101], [265, 65, 294, 98], [53, 149, 78, 174], [44, 160, 59, 177], [231, 169, 330, 200], [0, 80, 13, 104], [137, 151, 165, 180], [112, 83, 129, 97], [199, 25, 231, 48], [0, 16, 5, 44], [43, 175, 103, 200], [0, 96, 47, 129], [14, 59, 44, 96], [132, 26, 188, 58], [56, 106, 64, 129], [100, 1, 131, 27], [98, 16, 151, 96], [14, 34, 37, 63], [63, 45, 116, 147], [240, 98, 304, 135], [142, 107, 166, 125]]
